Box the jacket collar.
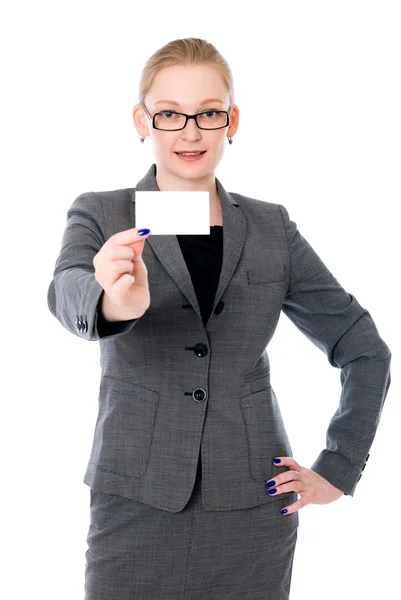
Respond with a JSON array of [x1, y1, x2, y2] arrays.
[[132, 163, 245, 327]]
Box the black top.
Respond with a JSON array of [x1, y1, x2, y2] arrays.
[[176, 225, 224, 478], [176, 225, 224, 326]]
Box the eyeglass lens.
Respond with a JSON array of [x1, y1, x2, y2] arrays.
[[154, 110, 228, 130]]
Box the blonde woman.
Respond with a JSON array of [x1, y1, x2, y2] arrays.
[[47, 37, 391, 600]]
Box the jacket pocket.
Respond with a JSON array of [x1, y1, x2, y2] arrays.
[[247, 263, 286, 284], [239, 386, 293, 493], [89, 377, 160, 479], [243, 365, 271, 384]]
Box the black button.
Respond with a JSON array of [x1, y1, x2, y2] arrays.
[[362, 463, 366, 471], [76, 314, 88, 333], [366, 453, 370, 462], [192, 388, 207, 402], [358, 473, 362, 481], [193, 343, 208, 357]]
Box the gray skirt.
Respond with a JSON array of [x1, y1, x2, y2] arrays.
[[84, 459, 299, 600]]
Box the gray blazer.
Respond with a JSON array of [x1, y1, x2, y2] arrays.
[[47, 163, 391, 513]]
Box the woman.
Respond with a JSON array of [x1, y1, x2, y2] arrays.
[[47, 38, 391, 600]]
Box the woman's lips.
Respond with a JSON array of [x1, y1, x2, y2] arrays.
[[175, 151, 207, 161]]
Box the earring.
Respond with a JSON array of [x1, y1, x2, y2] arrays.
[[228, 137, 233, 144], [140, 136, 145, 143]]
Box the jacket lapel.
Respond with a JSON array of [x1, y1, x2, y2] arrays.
[[132, 163, 246, 324]]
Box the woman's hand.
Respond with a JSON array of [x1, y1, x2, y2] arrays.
[[265, 456, 345, 514], [93, 227, 152, 312]]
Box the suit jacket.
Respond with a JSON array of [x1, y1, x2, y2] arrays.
[[47, 163, 391, 513]]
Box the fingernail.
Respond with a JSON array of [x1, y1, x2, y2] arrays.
[[138, 228, 151, 235], [267, 488, 277, 494], [265, 480, 276, 488], [273, 458, 281, 464], [281, 509, 288, 514]]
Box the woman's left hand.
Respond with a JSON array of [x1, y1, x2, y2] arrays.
[[265, 456, 345, 514]]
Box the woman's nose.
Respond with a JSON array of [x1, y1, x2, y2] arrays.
[[182, 118, 202, 136]]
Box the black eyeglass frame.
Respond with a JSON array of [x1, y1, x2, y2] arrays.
[[140, 104, 231, 131]]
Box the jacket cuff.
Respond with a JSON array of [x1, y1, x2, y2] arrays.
[[95, 292, 140, 339], [48, 268, 141, 341], [310, 449, 369, 497]]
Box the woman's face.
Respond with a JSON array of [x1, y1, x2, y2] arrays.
[[133, 64, 239, 182]]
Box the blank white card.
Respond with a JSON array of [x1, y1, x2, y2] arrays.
[[135, 191, 211, 235]]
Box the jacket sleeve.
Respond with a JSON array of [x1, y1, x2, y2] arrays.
[[47, 192, 141, 341], [278, 204, 391, 497]]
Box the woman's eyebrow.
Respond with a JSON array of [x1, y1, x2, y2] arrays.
[[154, 98, 224, 107]]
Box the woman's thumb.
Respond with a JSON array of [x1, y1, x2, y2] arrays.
[[128, 238, 145, 258]]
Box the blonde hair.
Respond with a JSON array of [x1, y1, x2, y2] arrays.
[[139, 37, 234, 110]]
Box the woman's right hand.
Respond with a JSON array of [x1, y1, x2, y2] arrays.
[[93, 227, 152, 313]]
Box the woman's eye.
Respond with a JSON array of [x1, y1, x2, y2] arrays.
[[160, 111, 177, 118], [202, 111, 218, 118]]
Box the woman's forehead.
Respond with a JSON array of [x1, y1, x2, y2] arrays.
[[147, 65, 229, 107]]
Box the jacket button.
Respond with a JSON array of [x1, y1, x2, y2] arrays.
[[362, 463, 366, 471], [192, 388, 207, 402], [358, 473, 362, 481], [193, 343, 208, 357], [76, 314, 88, 333]]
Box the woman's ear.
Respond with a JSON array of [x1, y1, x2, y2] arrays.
[[132, 104, 149, 139], [228, 104, 240, 138]]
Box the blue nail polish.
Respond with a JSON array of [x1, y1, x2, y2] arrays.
[[265, 480, 276, 488], [138, 228, 151, 235], [281, 509, 288, 514], [273, 458, 281, 464], [267, 488, 277, 494]]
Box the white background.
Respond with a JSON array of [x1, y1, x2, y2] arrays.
[[1, 1, 399, 598]]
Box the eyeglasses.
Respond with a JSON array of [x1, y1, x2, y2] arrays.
[[141, 104, 230, 131]]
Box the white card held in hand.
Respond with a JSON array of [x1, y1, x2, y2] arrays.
[[135, 191, 210, 235]]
